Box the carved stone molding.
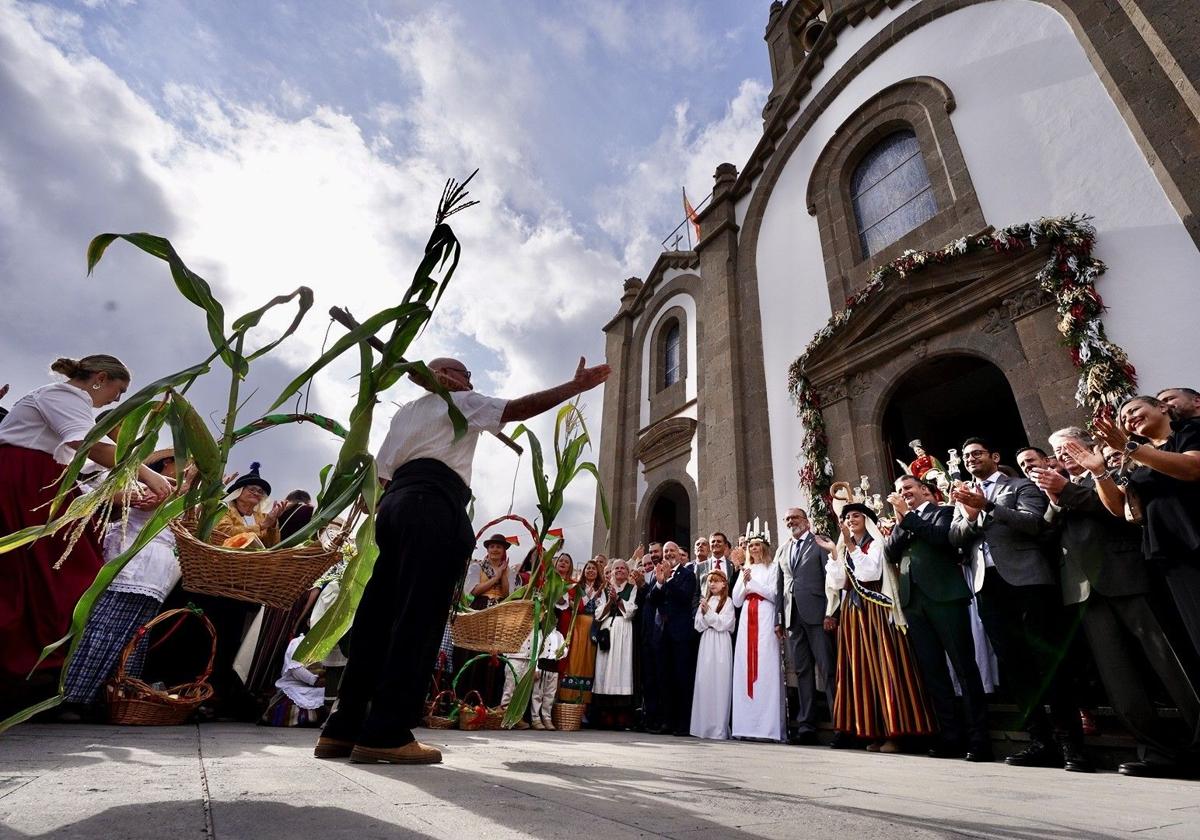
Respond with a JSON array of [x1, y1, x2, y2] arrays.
[[1003, 288, 1053, 320], [910, 339, 928, 358], [981, 307, 1011, 335], [635, 416, 697, 470], [847, 372, 870, 398], [815, 379, 848, 407]]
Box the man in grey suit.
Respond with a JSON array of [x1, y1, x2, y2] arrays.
[[774, 507, 835, 745], [950, 436, 1083, 770], [1039, 428, 1200, 778]]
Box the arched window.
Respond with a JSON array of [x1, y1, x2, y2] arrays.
[[663, 321, 681, 387], [851, 129, 936, 257]]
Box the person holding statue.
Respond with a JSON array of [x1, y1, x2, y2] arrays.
[[314, 356, 609, 765]]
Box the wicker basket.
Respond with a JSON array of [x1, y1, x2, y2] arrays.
[[424, 689, 458, 729], [106, 608, 216, 726], [552, 703, 584, 731], [451, 600, 534, 654], [170, 512, 348, 609], [451, 514, 545, 653], [456, 690, 505, 731]]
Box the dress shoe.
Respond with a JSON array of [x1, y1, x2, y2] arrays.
[[350, 741, 443, 765], [789, 731, 818, 746], [828, 731, 855, 750], [1118, 759, 1192, 779], [1004, 742, 1063, 768], [1060, 742, 1094, 773], [964, 749, 994, 763], [313, 736, 355, 760], [928, 743, 965, 759]]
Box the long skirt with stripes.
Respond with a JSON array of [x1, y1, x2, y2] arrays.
[[833, 594, 937, 739], [63, 590, 160, 704]]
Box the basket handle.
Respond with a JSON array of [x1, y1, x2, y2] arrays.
[[458, 689, 484, 709], [428, 688, 457, 713], [451, 652, 521, 693], [115, 607, 218, 685]]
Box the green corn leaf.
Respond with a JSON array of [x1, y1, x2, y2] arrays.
[[227, 413, 349, 444], [0, 694, 66, 734], [87, 233, 240, 373], [574, 462, 610, 527], [235, 287, 315, 363], [294, 462, 380, 664], [511, 424, 550, 512], [113, 401, 156, 462]]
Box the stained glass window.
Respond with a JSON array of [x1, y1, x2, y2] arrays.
[[851, 129, 936, 257]]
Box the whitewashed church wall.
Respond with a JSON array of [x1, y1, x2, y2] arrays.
[[753, 0, 1200, 515], [637, 291, 698, 430], [631, 381, 699, 516]]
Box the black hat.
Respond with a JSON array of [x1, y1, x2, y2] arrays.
[[226, 462, 271, 496], [481, 533, 510, 549], [840, 502, 878, 524]]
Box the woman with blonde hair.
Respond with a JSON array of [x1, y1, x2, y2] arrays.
[[0, 356, 170, 703], [731, 533, 785, 741]]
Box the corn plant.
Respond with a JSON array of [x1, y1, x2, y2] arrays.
[[500, 401, 608, 727], [0, 173, 479, 731]]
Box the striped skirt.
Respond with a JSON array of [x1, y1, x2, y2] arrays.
[[833, 595, 937, 739], [63, 590, 160, 704]]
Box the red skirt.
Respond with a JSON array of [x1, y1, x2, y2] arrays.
[[0, 445, 103, 682]]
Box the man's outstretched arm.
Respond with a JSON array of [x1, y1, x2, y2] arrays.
[[501, 357, 610, 424]]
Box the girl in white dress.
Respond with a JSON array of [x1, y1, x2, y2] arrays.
[[690, 568, 736, 739], [731, 537, 785, 742]]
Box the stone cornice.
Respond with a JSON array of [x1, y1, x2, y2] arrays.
[[634, 415, 697, 471], [603, 250, 699, 332]]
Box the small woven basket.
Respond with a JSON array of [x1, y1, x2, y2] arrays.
[[457, 690, 498, 731], [424, 689, 458, 730], [170, 511, 349, 609], [106, 608, 216, 726], [552, 703, 584, 731]]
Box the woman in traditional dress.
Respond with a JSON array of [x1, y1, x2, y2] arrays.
[[818, 503, 936, 752], [591, 558, 639, 729], [212, 463, 285, 546], [731, 534, 785, 741], [558, 557, 604, 706], [0, 356, 171, 708], [61, 449, 181, 715], [454, 533, 513, 706], [690, 568, 736, 739]]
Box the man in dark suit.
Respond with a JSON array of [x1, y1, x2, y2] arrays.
[[648, 541, 698, 736], [1040, 428, 1200, 778], [950, 436, 1081, 769], [634, 541, 663, 732], [885, 475, 991, 761], [773, 507, 835, 745]]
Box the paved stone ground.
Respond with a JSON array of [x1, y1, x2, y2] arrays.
[[0, 723, 1196, 839]]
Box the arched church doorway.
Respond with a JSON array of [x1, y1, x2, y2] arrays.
[[881, 355, 1028, 482], [647, 481, 691, 549]]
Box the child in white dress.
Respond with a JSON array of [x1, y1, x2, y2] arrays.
[[690, 568, 736, 739]]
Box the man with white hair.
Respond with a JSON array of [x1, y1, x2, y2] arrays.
[[315, 355, 609, 765], [649, 541, 698, 736]]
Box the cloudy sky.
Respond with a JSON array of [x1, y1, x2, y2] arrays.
[[0, 0, 771, 561]]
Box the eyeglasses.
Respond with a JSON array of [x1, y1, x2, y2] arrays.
[[962, 450, 989, 460], [449, 367, 471, 381]]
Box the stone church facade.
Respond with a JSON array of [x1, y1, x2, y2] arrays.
[[594, 0, 1200, 553]]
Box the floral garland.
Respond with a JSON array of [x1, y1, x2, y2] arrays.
[[787, 214, 1137, 535]]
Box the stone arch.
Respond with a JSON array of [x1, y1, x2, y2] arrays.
[[636, 471, 699, 550], [629, 275, 700, 427], [648, 305, 689, 422]]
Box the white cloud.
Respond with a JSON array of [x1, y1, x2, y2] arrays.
[[597, 77, 768, 271], [0, 0, 769, 563]]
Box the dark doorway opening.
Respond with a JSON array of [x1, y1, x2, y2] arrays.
[[881, 355, 1028, 483], [647, 482, 691, 549]]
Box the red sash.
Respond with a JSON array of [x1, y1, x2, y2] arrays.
[[745, 593, 764, 698]]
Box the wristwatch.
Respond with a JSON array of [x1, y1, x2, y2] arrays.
[[1124, 440, 1142, 457]]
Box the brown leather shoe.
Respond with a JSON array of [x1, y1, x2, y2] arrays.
[[350, 742, 443, 765], [313, 736, 355, 759]]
